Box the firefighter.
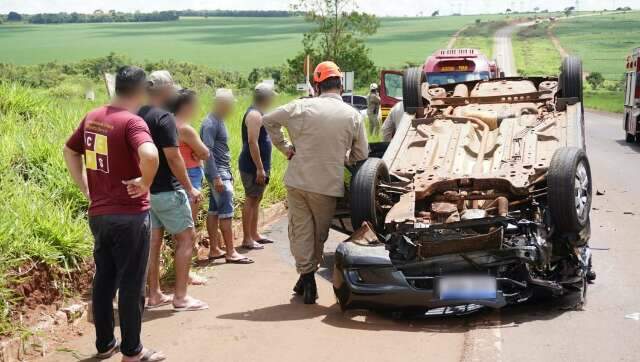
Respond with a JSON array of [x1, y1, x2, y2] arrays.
[[263, 61, 369, 304], [367, 83, 381, 135]]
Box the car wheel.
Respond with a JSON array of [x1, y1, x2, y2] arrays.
[[548, 147, 592, 234], [403, 67, 424, 115], [625, 132, 636, 143], [351, 158, 390, 232], [559, 56, 583, 102]]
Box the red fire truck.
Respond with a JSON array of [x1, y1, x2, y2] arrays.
[[624, 48, 640, 142], [379, 48, 501, 120]]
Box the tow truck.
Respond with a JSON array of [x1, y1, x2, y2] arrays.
[[624, 48, 640, 142], [379, 48, 501, 120]]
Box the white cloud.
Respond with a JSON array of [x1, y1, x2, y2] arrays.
[[1, 0, 638, 16]]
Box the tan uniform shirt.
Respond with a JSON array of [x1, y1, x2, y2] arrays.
[[263, 93, 369, 197]]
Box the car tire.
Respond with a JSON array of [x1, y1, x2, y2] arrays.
[[625, 132, 636, 143], [403, 67, 424, 115], [548, 147, 592, 234], [351, 158, 390, 232], [559, 56, 583, 102]]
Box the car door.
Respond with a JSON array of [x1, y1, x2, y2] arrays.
[[379, 70, 403, 121]]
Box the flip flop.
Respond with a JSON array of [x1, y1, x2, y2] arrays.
[[95, 341, 120, 359], [145, 295, 173, 310], [207, 254, 226, 261], [241, 242, 264, 250], [188, 273, 208, 286], [173, 298, 209, 312], [256, 238, 275, 244], [136, 349, 166, 362], [226, 257, 255, 264]]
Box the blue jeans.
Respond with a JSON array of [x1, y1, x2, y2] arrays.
[[187, 167, 204, 190], [208, 179, 234, 219]]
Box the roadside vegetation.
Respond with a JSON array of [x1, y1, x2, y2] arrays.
[[513, 22, 561, 76]]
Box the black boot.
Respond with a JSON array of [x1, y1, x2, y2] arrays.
[[302, 272, 318, 304], [293, 275, 304, 296]]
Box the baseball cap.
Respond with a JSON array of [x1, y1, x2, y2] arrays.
[[148, 70, 180, 91], [255, 82, 278, 97], [215, 88, 236, 102]]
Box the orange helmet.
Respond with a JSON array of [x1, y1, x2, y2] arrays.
[[313, 61, 341, 83]]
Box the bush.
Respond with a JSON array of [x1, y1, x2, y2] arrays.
[[586, 72, 605, 90]]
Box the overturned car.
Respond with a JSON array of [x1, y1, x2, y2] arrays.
[[332, 56, 594, 313]]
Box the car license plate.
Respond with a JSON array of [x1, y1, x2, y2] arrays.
[[438, 276, 497, 300]]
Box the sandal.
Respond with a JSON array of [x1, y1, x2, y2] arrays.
[[188, 273, 208, 286], [126, 348, 166, 362], [225, 257, 255, 264], [96, 340, 120, 359], [146, 294, 173, 310], [207, 254, 226, 261], [256, 238, 275, 244], [241, 242, 264, 250], [173, 298, 209, 312]]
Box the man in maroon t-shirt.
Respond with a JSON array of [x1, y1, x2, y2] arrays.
[[64, 66, 165, 362]]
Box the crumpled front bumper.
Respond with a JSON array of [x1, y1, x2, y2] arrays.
[[333, 241, 520, 311]]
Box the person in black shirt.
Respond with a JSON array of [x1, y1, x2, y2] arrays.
[[239, 83, 277, 249], [140, 70, 208, 312]]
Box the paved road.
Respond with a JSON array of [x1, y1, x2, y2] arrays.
[[493, 23, 525, 77]]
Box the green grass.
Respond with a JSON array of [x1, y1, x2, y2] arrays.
[[512, 23, 562, 76], [584, 90, 624, 113], [553, 11, 640, 80], [0, 15, 507, 72]]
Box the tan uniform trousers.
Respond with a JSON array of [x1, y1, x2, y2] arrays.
[[287, 186, 337, 274]]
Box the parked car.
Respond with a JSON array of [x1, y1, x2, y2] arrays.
[[342, 94, 369, 119], [332, 56, 594, 314]]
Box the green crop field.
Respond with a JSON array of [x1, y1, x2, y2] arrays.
[[553, 11, 640, 80], [511, 12, 640, 113], [0, 15, 505, 72]]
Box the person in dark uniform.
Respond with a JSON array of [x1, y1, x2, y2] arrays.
[[239, 83, 277, 249]]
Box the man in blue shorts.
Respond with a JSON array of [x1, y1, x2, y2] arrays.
[[139, 70, 208, 312]]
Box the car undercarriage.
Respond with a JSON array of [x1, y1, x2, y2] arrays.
[[332, 56, 595, 313]]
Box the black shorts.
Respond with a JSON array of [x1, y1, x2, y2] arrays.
[[240, 171, 267, 197]]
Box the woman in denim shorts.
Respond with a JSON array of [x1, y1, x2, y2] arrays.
[[170, 89, 210, 224]]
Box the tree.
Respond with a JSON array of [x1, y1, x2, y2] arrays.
[[288, 0, 380, 88], [533, 6, 540, 12], [431, 10, 439, 17], [586, 72, 604, 90], [7, 11, 22, 21], [506, 8, 512, 14], [564, 6, 575, 17]]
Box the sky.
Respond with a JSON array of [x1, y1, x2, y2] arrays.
[[1, 0, 638, 16]]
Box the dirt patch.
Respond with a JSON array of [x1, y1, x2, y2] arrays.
[[11, 262, 93, 309], [2, 262, 93, 339]]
